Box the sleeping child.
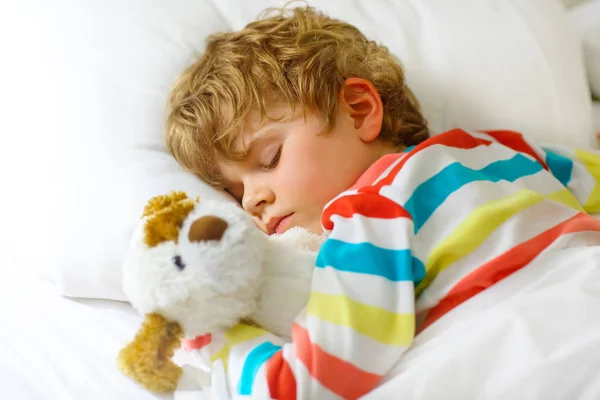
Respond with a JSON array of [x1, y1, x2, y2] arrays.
[[164, 5, 600, 399]]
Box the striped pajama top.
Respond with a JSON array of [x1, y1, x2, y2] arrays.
[[184, 128, 600, 399]]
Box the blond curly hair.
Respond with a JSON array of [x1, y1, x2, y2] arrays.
[[165, 5, 428, 187]]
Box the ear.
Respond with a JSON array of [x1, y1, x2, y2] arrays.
[[142, 191, 190, 218], [338, 77, 384, 143], [117, 313, 184, 393]]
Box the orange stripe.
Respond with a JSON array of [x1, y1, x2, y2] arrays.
[[181, 334, 211, 351], [292, 323, 382, 400], [361, 128, 492, 194], [419, 212, 600, 332], [266, 350, 297, 400], [482, 130, 548, 170]]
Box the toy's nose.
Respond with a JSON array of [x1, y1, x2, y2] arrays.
[[188, 216, 228, 242]]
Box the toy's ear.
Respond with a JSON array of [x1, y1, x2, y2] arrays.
[[142, 191, 191, 218], [117, 313, 184, 393]]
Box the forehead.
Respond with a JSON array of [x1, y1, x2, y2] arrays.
[[232, 103, 297, 153]]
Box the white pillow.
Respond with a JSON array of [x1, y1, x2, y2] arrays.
[[217, 0, 595, 148], [559, 0, 590, 9], [569, 0, 600, 99], [0, 0, 595, 300], [0, 0, 235, 300]]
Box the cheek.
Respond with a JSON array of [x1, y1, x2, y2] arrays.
[[281, 143, 343, 199]]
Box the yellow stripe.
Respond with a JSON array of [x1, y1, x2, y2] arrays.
[[416, 189, 545, 296], [210, 323, 268, 371], [575, 149, 600, 213], [546, 188, 583, 211], [306, 292, 414, 346]]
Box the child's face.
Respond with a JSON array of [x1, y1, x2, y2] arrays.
[[219, 80, 391, 235]]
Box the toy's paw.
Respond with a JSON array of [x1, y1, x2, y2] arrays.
[[117, 313, 184, 393], [118, 351, 183, 392]]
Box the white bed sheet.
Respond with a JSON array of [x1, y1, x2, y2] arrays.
[[0, 272, 169, 400]]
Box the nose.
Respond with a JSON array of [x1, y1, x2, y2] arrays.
[[241, 179, 275, 218]]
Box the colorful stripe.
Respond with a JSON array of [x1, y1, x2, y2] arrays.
[[544, 149, 573, 187], [405, 153, 544, 232], [306, 292, 414, 346], [361, 128, 493, 194], [210, 324, 267, 371], [316, 239, 425, 282], [416, 189, 546, 296], [575, 149, 600, 213], [182, 333, 211, 351], [266, 350, 297, 400], [482, 130, 548, 169], [546, 188, 583, 211], [311, 266, 417, 314], [291, 323, 382, 400], [349, 153, 404, 190], [322, 192, 411, 231], [419, 212, 600, 331], [238, 342, 281, 395], [326, 213, 414, 250]]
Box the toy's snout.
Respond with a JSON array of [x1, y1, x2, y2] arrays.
[[188, 216, 228, 242]]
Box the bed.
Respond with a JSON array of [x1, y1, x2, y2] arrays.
[[0, 273, 163, 399], [2, 0, 600, 398]]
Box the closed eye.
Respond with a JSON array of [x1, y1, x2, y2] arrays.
[[264, 146, 282, 170]]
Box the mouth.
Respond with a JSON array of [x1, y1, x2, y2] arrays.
[[268, 214, 294, 235]]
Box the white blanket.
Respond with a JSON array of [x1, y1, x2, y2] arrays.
[[174, 246, 600, 399], [368, 245, 600, 399]]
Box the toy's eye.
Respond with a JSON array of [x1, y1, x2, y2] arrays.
[[173, 255, 186, 271]]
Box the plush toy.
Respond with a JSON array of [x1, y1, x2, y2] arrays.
[[117, 191, 324, 393]]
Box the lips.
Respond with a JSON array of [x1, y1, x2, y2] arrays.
[[267, 214, 293, 235], [274, 214, 293, 235]]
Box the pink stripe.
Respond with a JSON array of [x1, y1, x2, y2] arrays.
[[181, 334, 211, 351]]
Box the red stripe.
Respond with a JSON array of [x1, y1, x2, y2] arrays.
[[321, 191, 411, 231], [292, 323, 382, 400], [181, 334, 211, 351], [266, 350, 297, 400], [361, 129, 492, 194], [482, 130, 548, 170], [348, 152, 405, 190], [419, 212, 600, 332]]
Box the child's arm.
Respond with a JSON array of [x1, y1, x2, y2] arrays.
[[202, 181, 418, 399], [480, 130, 600, 214]]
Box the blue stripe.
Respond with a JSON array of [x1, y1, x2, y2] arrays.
[[544, 149, 573, 187], [405, 153, 544, 232], [237, 342, 281, 395], [316, 239, 426, 282]]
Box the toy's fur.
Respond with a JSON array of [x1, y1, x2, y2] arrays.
[[117, 313, 183, 392], [117, 192, 324, 393]]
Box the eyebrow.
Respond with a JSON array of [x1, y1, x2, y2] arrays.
[[239, 127, 276, 155]]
